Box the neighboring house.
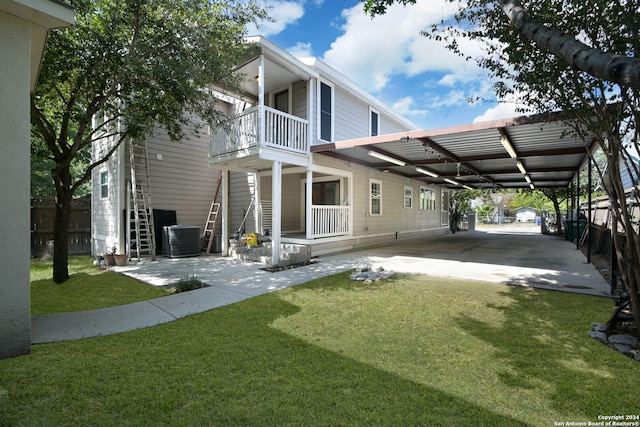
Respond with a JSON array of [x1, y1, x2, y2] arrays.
[[515, 207, 537, 222], [92, 36, 449, 265], [1, 0, 74, 358]]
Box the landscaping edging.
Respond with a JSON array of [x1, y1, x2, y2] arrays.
[[590, 323, 640, 362]]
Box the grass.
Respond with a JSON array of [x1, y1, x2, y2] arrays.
[[30, 256, 171, 315], [2, 271, 637, 425]]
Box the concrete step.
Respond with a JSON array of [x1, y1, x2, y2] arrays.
[[230, 243, 310, 266]]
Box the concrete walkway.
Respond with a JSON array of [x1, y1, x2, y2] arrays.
[[31, 226, 612, 344]]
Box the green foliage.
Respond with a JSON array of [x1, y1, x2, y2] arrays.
[[173, 274, 206, 293], [3, 273, 636, 425]]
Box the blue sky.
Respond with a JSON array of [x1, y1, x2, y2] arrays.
[[247, 0, 524, 130]]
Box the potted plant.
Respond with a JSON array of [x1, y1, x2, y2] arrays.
[[104, 245, 117, 266], [114, 252, 129, 266]]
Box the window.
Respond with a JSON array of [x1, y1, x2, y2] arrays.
[[370, 108, 380, 137], [319, 81, 333, 142], [404, 186, 413, 208], [419, 187, 435, 210], [370, 179, 382, 215], [441, 192, 448, 212], [100, 171, 109, 199]]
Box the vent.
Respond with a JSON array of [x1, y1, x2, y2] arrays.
[[162, 225, 201, 258]]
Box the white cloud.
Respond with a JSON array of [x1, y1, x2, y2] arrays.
[[286, 42, 313, 58], [472, 102, 531, 123], [392, 96, 428, 118], [246, 1, 304, 37], [322, 1, 485, 93]]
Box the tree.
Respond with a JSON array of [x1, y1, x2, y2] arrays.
[[449, 189, 484, 232], [362, 0, 640, 334], [31, 0, 267, 283]]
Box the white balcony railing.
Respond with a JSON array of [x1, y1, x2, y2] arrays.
[[210, 106, 309, 159], [312, 205, 351, 238]]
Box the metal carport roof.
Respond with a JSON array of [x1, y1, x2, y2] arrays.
[[312, 114, 598, 189]]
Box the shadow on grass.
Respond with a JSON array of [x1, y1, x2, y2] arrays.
[[1, 292, 528, 426], [454, 286, 637, 417]]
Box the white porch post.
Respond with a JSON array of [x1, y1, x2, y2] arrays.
[[221, 170, 230, 256], [253, 172, 261, 234], [306, 168, 313, 239], [271, 161, 282, 266], [258, 54, 265, 146]]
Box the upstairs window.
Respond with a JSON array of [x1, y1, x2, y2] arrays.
[[100, 171, 109, 199], [370, 108, 380, 137], [319, 81, 333, 142]]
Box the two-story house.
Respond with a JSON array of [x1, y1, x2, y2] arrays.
[[92, 36, 450, 266]]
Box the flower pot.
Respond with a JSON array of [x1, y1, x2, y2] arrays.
[[103, 254, 116, 266], [114, 254, 129, 266]]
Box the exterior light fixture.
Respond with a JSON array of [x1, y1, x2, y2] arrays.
[[529, 183, 535, 189], [463, 185, 474, 190], [501, 136, 518, 159], [368, 150, 406, 166], [524, 175, 532, 184], [516, 160, 527, 175], [444, 178, 460, 185], [415, 167, 439, 178]]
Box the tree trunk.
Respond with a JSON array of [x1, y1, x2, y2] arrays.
[[53, 196, 71, 283], [552, 199, 563, 236], [52, 163, 73, 284]]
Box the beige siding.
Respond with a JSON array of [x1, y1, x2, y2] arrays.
[[143, 123, 219, 231], [259, 172, 303, 232], [292, 80, 308, 120]]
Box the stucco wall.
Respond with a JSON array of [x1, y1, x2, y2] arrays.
[[0, 11, 33, 358]]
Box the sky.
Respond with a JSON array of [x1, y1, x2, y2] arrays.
[[246, 0, 524, 130]]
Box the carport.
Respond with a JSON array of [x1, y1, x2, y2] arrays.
[[312, 112, 607, 287], [312, 113, 596, 190]]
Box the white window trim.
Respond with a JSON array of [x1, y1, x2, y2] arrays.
[[317, 79, 335, 143], [99, 170, 109, 199], [404, 185, 413, 209], [369, 179, 382, 216]]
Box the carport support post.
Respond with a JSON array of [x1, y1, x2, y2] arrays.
[[587, 155, 592, 263], [576, 170, 580, 250]]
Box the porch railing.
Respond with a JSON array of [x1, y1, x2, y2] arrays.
[[210, 106, 309, 159], [312, 205, 351, 238]]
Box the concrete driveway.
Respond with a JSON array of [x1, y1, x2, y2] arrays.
[[117, 225, 612, 298]]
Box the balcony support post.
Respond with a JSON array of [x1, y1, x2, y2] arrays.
[[305, 168, 313, 240], [271, 160, 282, 266]]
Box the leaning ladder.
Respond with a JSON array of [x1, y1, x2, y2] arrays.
[[129, 141, 156, 261], [202, 171, 223, 254]]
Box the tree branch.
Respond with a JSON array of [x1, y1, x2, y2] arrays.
[[499, 0, 640, 89]]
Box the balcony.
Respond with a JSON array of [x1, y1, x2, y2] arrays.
[[210, 106, 309, 164]]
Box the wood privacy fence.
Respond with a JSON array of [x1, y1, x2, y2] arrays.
[[31, 197, 91, 257]]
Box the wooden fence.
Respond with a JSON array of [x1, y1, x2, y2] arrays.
[[31, 197, 91, 257]]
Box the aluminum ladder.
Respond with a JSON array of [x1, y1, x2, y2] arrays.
[[128, 141, 156, 261], [202, 171, 223, 254]]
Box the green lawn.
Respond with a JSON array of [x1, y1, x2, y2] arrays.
[[30, 256, 171, 315], [2, 271, 636, 426]]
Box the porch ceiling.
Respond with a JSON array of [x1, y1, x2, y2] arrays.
[[312, 113, 599, 190]]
